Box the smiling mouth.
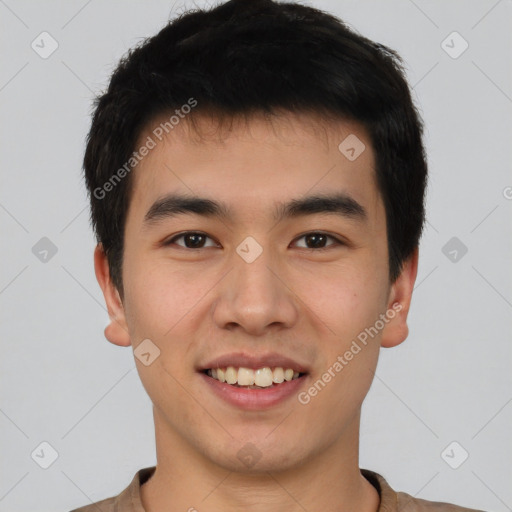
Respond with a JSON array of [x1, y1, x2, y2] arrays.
[[203, 366, 306, 389]]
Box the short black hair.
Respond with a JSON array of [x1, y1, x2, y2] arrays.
[[84, 0, 428, 296]]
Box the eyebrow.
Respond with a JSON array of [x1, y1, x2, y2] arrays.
[[143, 192, 367, 227]]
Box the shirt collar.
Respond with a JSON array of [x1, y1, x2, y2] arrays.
[[115, 466, 399, 512]]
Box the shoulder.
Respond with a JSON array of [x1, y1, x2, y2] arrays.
[[68, 495, 116, 512], [396, 491, 486, 511], [67, 466, 156, 512], [361, 469, 486, 512]]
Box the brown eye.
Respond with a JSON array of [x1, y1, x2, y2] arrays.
[[166, 232, 218, 249], [293, 232, 342, 250]]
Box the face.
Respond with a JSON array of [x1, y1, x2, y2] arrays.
[[95, 111, 417, 473]]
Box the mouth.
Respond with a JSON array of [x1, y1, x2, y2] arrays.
[[202, 366, 306, 389], [198, 353, 309, 409]]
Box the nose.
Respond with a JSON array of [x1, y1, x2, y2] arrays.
[[212, 243, 299, 336]]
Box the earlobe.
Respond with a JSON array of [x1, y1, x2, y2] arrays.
[[380, 247, 419, 349], [93, 244, 131, 347]]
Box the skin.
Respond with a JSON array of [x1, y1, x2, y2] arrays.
[[95, 111, 418, 512]]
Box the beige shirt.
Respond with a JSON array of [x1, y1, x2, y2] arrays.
[[69, 466, 485, 512]]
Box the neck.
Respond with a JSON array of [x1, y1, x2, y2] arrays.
[[141, 409, 380, 512]]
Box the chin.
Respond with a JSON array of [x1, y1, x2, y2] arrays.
[[202, 434, 309, 474]]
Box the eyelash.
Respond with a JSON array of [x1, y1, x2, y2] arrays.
[[164, 231, 344, 251]]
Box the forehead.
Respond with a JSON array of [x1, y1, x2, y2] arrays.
[[127, 111, 380, 224]]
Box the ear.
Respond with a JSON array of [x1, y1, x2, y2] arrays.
[[380, 247, 419, 348], [94, 244, 131, 347]]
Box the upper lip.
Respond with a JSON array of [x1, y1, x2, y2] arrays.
[[199, 352, 310, 374]]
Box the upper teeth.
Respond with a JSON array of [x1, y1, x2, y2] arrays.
[[207, 366, 301, 387]]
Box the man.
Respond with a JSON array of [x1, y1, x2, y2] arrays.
[[71, 0, 484, 510]]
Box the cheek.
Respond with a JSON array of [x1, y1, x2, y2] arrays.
[[302, 276, 383, 411], [122, 255, 210, 368], [122, 255, 187, 337], [302, 262, 387, 341], [122, 258, 201, 396]]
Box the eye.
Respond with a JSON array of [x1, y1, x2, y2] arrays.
[[164, 231, 344, 251], [164, 231, 218, 249], [292, 232, 343, 251]]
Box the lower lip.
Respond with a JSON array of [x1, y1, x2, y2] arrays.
[[199, 372, 307, 410]]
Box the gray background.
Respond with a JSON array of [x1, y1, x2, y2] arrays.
[[1, 0, 511, 511]]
